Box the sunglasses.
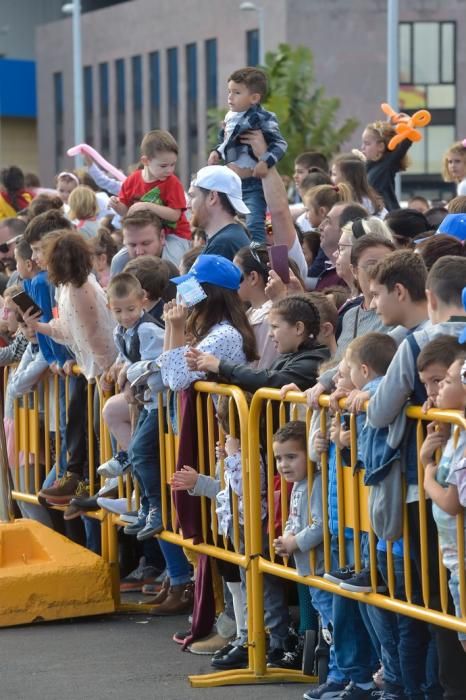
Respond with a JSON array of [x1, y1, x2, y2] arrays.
[[0, 243, 10, 254]]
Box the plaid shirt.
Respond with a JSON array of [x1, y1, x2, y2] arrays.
[[215, 104, 287, 169]]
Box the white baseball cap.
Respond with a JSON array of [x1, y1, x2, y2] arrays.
[[192, 165, 250, 215]]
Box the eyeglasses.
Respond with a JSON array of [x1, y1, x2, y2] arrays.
[[337, 244, 352, 254]]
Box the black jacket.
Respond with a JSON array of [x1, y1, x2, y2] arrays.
[[366, 139, 411, 211], [218, 341, 330, 393]]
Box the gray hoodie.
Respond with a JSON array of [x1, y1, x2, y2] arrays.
[[283, 474, 324, 576]]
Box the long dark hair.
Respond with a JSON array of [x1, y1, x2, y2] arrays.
[[333, 155, 384, 215], [186, 283, 258, 361], [235, 245, 269, 285]]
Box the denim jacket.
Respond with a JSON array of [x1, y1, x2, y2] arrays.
[[215, 104, 287, 169]]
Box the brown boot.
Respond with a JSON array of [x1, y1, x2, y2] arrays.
[[144, 576, 169, 605], [148, 582, 194, 616]]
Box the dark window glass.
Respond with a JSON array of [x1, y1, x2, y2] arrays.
[[99, 62, 110, 156], [167, 47, 178, 141], [186, 43, 198, 178], [83, 65, 93, 145], [246, 29, 259, 66], [205, 38, 217, 109], [132, 55, 143, 159], [53, 71, 64, 173], [115, 58, 126, 167], [149, 51, 160, 129]]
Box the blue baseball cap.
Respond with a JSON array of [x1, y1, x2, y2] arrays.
[[171, 254, 242, 291], [436, 213, 466, 242]]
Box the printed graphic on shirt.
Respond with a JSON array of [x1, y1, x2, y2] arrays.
[[140, 186, 176, 229]]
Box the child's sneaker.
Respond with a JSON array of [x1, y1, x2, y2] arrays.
[[339, 568, 387, 594], [323, 565, 355, 585], [136, 507, 163, 540], [39, 473, 83, 505], [268, 638, 304, 670], [339, 682, 382, 698], [123, 506, 147, 535], [303, 681, 348, 699], [97, 451, 131, 478], [119, 556, 163, 592]]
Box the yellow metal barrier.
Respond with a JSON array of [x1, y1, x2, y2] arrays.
[[5, 368, 466, 684], [249, 388, 466, 640]]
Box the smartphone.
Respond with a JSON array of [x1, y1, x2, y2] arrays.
[[11, 291, 43, 317], [341, 413, 351, 430], [268, 244, 290, 284]]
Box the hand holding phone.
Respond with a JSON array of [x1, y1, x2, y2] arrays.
[[268, 244, 290, 284], [11, 291, 43, 318]]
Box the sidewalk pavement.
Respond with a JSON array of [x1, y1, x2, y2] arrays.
[[0, 613, 313, 700]]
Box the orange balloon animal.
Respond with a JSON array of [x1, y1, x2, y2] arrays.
[[381, 103, 431, 150]]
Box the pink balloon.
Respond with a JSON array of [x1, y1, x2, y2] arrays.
[[67, 143, 127, 182]]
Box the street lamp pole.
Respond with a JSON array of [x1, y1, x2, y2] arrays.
[[387, 0, 401, 200], [63, 0, 84, 166], [240, 2, 265, 66]]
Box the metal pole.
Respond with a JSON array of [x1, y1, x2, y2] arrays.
[[387, 0, 401, 201], [258, 6, 265, 66], [72, 0, 84, 167]]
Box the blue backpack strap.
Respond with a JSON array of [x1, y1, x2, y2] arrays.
[[405, 332, 427, 404]]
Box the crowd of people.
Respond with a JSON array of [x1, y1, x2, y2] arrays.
[[1, 65, 466, 700]]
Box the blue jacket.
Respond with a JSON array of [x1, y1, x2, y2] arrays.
[[24, 272, 73, 366], [356, 377, 400, 486], [216, 104, 287, 169]]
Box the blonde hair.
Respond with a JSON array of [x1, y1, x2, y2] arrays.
[[303, 183, 352, 212], [365, 120, 409, 171], [341, 217, 393, 243], [442, 141, 466, 183], [68, 185, 98, 220]]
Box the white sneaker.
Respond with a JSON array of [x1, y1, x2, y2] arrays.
[[97, 477, 119, 496], [97, 451, 131, 478], [97, 496, 136, 515]]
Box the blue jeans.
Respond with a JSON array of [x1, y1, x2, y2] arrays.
[[309, 585, 347, 684], [331, 535, 379, 684], [368, 551, 439, 700], [128, 408, 161, 512], [242, 176, 267, 244], [128, 408, 190, 587]]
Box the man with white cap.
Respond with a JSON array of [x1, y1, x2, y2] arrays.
[[188, 165, 251, 260]]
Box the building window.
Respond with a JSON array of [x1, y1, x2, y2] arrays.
[[167, 47, 178, 141], [53, 71, 64, 173], [246, 29, 259, 66], [115, 58, 126, 167], [149, 51, 160, 129], [99, 62, 109, 156], [399, 21, 456, 178], [132, 55, 143, 159], [205, 38, 217, 109], [83, 65, 93, 145], [186, 43, 198, 178]]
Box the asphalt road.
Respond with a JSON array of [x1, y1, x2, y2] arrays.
[[0, 613, 314, 700]]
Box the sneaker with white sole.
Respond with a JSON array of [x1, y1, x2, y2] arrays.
[[339, 568, 387, 594], [323, 565, 355, 585], [303, 681, 347, 699], [97, 497, 136, 515], [97, 451, 131, 478], [123, 506, 147, 535], [120, 511, 138, 524], [97, 477, 120, 496], [136, 507, 163, 540]]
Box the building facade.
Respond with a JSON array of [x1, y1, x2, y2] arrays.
[[36, 0, 466, 198]]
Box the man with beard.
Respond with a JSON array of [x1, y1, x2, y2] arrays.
[[110, 209, 178, 275], [188, 165, 250, 260]]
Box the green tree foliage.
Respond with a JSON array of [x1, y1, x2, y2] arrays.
[[207, 43, 358, 175]]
